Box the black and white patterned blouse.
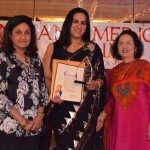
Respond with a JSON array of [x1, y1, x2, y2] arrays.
[[0, 51, 49, 137]]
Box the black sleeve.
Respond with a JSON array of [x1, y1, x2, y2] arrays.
[[91, 43, 105, 81], [91, 43, 107, 112]]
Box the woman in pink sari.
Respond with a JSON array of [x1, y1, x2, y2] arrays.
[[96, 30, 150, 150]]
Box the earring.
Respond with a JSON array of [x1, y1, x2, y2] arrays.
[[134, 50, 137, 56]]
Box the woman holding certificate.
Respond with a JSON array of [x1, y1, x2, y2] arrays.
[[43, 7, 106, 150]]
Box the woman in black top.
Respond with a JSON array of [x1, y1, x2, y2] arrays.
[[43, 7, 107, 150], [0, 15, 48, 150]]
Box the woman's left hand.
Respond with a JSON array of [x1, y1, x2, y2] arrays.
[[86, 80, 101, 90], [147, 123, 150, 141]]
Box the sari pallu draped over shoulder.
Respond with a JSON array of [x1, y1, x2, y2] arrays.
[[48, 41, 106, 150]]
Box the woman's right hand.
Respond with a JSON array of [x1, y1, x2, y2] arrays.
[[22, 120, 33, 132], [96, 111, 106, 132], [24, 121, 34, 132], [49, 95, 64, 104]]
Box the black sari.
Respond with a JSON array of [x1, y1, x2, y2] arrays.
[[45, 41, 106, 150]]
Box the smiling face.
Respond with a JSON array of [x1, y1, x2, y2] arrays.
[[118, 34, 137, 62], [70, 12, 87, 40], [10, 22, 31, 51]]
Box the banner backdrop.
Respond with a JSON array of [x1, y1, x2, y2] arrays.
[[0, 21, 150, 69]]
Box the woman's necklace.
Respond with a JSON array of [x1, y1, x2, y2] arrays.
[[119, 63, 132, 81], [14, 51, 30, 65], [68, 41, 84, 53], [70, 45, 75, 50], [24, 56, 30, 64], [120, 67, 129, 80]]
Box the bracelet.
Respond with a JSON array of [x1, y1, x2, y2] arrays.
[[22, 119, 29, 128]]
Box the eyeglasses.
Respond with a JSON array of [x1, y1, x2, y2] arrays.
[[118, 41, 134, 47]]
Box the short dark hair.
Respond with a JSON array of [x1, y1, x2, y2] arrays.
[[56, 7, 90, 47], [111, 29, 143, 60], [2, 15, 38, 57]]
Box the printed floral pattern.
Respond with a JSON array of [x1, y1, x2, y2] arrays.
[[0, 117, 18, 134], [0, 52, 48, 137]]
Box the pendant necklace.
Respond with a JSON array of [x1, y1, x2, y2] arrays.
[[24, 55, 30, 64], [14, 51, 30, 65]]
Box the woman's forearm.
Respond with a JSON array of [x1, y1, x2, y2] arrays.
[[9, 107, 28, 127], [45, 77, 51, 93]]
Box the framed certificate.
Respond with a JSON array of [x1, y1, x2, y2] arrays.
[[50, 59, 85, 102]]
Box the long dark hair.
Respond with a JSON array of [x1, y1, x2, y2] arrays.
[[55, 7, 90, 47], [2, 15, 38, 58]]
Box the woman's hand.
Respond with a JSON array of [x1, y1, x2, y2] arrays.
[[24, 121, 34, 132], [21, 119, 33, 132], [96, 111, 106, 132], [31, 113, 44, 131], [86, 80, 101, 91], [147, 123, 150, 141], [49, 95, 64, 104]]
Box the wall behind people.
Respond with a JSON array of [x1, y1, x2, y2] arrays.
[[0, 21, 150, 69]]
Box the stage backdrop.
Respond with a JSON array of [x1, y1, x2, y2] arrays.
[[0, 21, 150, 69]]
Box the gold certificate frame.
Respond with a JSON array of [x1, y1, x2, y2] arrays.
[[50, 59, 85, 102]]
